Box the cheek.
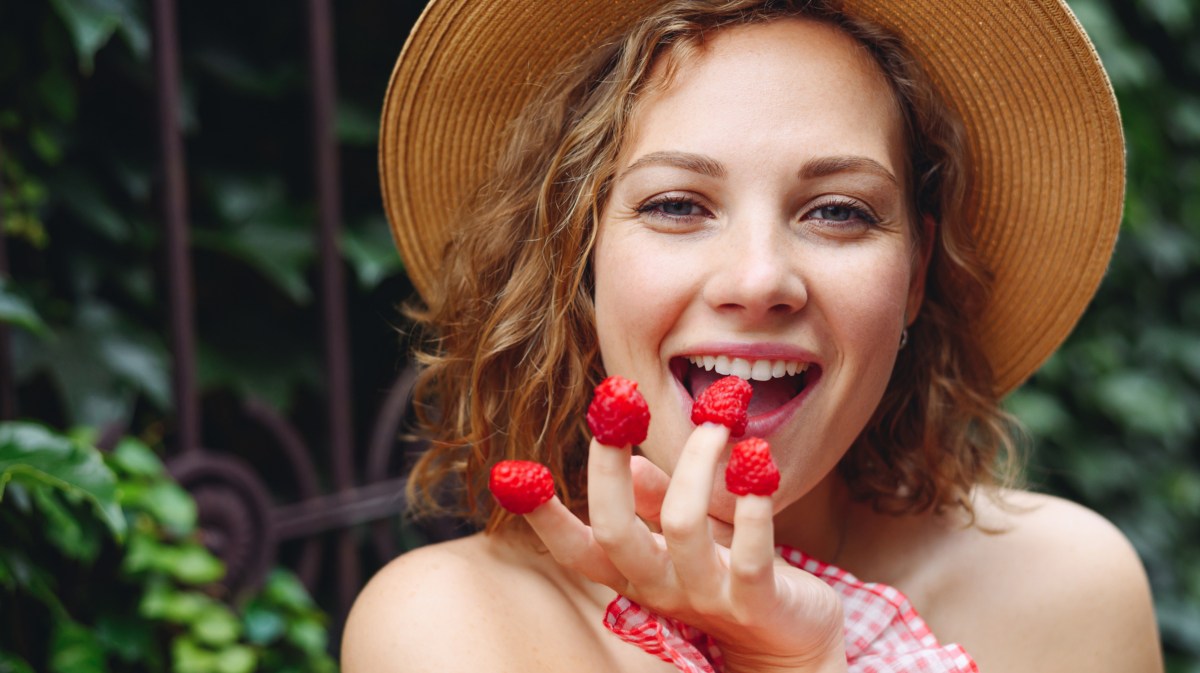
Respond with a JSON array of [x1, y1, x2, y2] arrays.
[[824, 247, 912, 342], [592, 233, 689, 368], [593, 230, 701, 471], [807, 246, 913, 411]]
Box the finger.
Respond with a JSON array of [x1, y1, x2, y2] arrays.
[[658, 423, 729, 590], [525, 497, 625, 588], [588, 439, 663, 585], [630, 455, 669, 529], [729, 493, 779, 610], [633, 454, 735, 543]]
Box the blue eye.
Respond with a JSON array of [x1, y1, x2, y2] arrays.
[[811, 204, 855, 221], [807, 200, 878, 227], [659, 200, 699, 216], [637, 196, 708, 220]]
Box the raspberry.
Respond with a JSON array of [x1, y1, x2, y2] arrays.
[[725, 437, 780, 496], [690, 375, 753, 436], [489, 460, 555, 514], [587, 375, 651, 447]]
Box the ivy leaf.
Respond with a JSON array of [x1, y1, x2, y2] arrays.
[[242, 604, 285, 645], [192, 214, 316, 305], [285, 619, 327, 653], [171, 636, 216, 673], [142, 585, 210, 624], [1006, 388, 1071, 441], [195, 339, 321, 411], [191, 47, 303, 98], [95, 612, 153, 664], [213, 646, 256, 673], [0, 651, 37, 673], [147, 482, 198, 536], [48, 0, 147, 74], [190, 604, 241, 646], [32, 486, 103, 562], [109, 437, 165, 478], [0, 422, 125, 541], [336, 100, 379, 146], [17, 302, 170, 425], [0, 280, 49, 337], [262, 570, 314, 611], [53, 172, 132, 242], [1095, 372, 1193, 439], [167, 544, 225, 585], [342, 216, 404, 289], [48, 619, 107, 673], [0, 547, 64, 616]]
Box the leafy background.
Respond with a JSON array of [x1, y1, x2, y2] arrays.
[[1, 0, 1197, 671]]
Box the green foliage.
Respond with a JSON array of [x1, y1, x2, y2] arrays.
[[1009, 1, 1200, 670], [0, 422, 125, 542], [0, 422, 337, 673], [1, 0, 415, 421], [0, 0, 415, 664], [0, 280, 48, 337]]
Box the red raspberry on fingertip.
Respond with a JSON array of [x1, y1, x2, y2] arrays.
[[587, 375, 651, 447], [489, 460, 555, 514], [691, 375, 753, 436], [725, 437, 780, 496]]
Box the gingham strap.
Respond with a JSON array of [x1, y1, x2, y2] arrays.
[[603, 546, 978, 673]]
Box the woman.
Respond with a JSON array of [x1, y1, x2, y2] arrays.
[[344, 0, 1162, 671]]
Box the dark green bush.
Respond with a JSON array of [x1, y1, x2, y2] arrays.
[[1009, 1, 1200, 670], [0, 422, 337, 673]]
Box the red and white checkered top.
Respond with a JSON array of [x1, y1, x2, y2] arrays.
[[604, 546, 978, 673]]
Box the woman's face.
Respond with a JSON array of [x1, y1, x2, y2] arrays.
[[593, 18, 926, 523]]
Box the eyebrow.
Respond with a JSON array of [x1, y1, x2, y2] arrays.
[[619, 151, 899, 187], [800, 155, 899, 186], [619, 151, 725, 179]]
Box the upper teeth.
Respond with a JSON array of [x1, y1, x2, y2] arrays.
[[686, 355, 809, 381]]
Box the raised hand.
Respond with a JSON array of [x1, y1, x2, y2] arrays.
[[495, 376, 848, 673]]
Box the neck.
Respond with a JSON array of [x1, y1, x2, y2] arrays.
[[772, 471, 853, 564]]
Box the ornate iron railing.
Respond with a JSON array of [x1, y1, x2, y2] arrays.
[[0, 0, 447, 651]]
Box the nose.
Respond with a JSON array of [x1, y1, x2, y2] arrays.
[[702, 219, 806, 321]]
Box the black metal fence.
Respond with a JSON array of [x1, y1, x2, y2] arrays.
[[0, 0, 444, 650]]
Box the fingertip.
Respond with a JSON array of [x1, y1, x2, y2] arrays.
[[692, 421, 731, 444], [730, 493, 778, 586], [590, 436, 631, 452]]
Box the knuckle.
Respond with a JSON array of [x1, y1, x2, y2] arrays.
[[591, 519, 632, 548], [730, 557, 773, 585], [658, 504, 705, 541]]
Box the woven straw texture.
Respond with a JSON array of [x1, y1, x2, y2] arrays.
[[378, 0, 1123, 395]]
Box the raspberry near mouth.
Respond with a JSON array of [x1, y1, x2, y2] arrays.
[[672, 356, 820, 417]]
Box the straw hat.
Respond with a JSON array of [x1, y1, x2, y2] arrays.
[[379, 0, 1123, 395]]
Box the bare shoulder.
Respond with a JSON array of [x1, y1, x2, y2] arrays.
[[341, 533, 522, 673], [919, 490, 1163, 672], [341, 530, 654, 673]]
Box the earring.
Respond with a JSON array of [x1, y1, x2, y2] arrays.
[[899, 328, 909, 350]]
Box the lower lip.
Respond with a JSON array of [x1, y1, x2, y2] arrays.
[[745, 371, 820, 437], [675, 370, 821, 439]]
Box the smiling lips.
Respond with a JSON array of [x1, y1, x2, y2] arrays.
[[678, 354, 819, 420]]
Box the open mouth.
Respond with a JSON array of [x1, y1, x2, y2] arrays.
[[671, 354, 821, 417]]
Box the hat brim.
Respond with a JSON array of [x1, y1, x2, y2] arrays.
[[379, 0, 1123, 395]]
